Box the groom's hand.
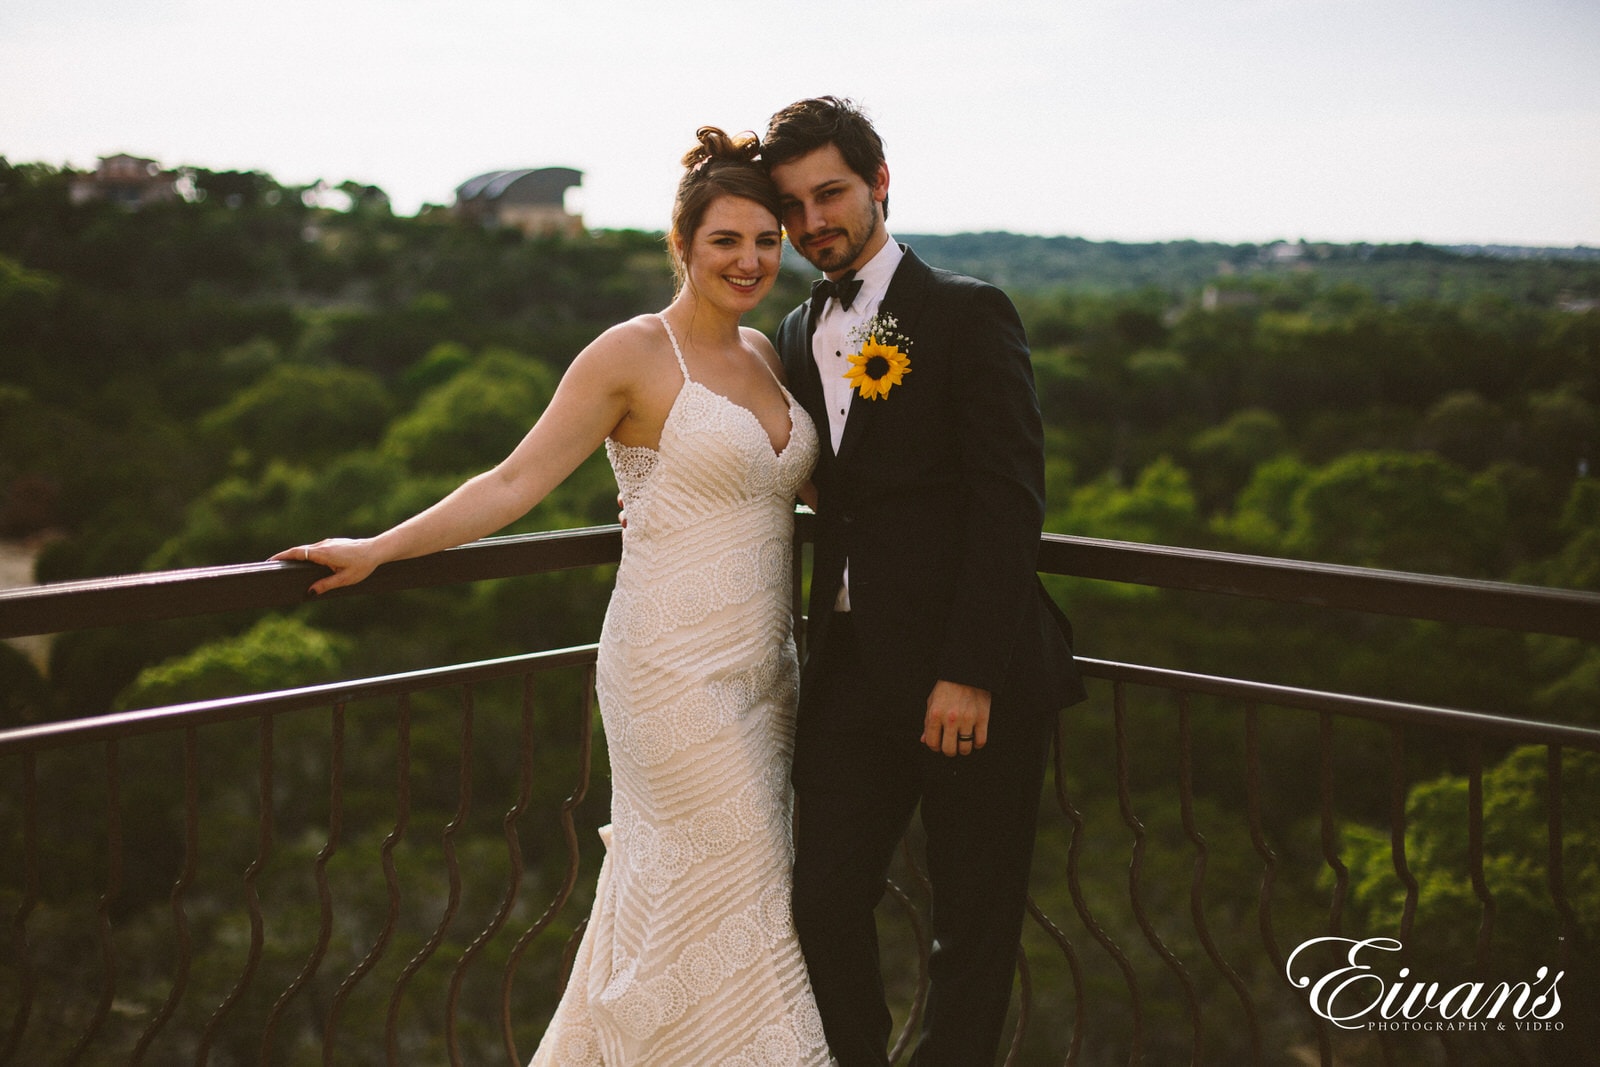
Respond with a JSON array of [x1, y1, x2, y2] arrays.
[[922, 680, 991, 757]]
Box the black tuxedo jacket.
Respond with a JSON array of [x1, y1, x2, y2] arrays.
[[777, 246, 1086, 733]]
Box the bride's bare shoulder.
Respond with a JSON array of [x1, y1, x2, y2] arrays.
[[574, 315, 672, 374], [740, 326, 785, 381], [594, 313, 666, 350]]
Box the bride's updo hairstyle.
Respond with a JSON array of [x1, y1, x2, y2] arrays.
[[669, 126, 783, 291]]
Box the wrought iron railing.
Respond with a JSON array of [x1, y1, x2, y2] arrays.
[[2, 520, 1597, 1065]]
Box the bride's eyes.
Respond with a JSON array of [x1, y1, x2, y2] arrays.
[[708, 235, 781, 250]]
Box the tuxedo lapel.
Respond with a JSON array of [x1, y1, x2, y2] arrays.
[[791, 303, 826, 409], [783, 300, 836, 466], [835, 246, 931, 464]]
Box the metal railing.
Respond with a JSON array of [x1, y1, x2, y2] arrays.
[[2, 520, 1597, 1065]]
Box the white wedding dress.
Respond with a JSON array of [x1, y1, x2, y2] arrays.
[[530, 315, 829, 1066]]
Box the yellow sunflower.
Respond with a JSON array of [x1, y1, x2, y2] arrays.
[[843, 337, 912, 400]]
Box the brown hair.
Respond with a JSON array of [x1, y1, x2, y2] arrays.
[[669, 126, 782, 291], [762, 96, 889, 220]]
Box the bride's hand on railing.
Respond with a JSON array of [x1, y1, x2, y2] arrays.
[[270, 538, 381, 596]]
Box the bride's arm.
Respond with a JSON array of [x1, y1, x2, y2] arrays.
[[273, 327, 638, 595]]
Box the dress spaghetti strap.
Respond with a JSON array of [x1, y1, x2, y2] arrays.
[[656, 313, 692, 382]]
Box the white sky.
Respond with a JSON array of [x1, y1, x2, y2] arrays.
[[3, 0, 1597, 246]]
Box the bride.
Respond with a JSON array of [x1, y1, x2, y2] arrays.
[[275, 128, 828, 1065]]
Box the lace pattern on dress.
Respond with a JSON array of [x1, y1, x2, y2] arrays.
[[529, 311, 823, 1066]]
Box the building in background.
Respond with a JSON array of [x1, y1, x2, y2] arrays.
[[452, 167, 583, 237], [68, 154, 181, 209]]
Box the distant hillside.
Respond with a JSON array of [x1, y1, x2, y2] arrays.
[[1444, 244, 1600, 261], [881, 232, 1600, 306]]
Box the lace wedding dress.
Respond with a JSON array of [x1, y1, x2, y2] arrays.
[[530, 315, 829, 1066]]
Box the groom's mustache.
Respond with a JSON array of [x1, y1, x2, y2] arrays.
[[799, 227, 846, 248]]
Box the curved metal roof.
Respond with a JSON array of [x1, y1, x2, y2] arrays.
[[455, 167, 582, 204]]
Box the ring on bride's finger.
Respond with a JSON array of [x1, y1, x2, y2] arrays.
[[303, 547, 310, 561]]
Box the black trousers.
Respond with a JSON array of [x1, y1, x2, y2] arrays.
[[791, 613, 1056, 1067]]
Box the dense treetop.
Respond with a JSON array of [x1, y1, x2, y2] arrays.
[[1, 156, 1596, 726]]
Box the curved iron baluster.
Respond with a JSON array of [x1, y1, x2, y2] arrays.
[[1244, 708, 1283, 972], [502, 666, 595, 1065], [1299, 711, 1342, 1064], [1056, 683, 1142, 1060], [325, 694, 413, 1063], [1022, 894, 1083, 1065], [556, 918, 589, 991], [3, 752, 39, 1066], [1375, 724, 1418, 1067], [1028, 713, 1087, 1064], [131, 727, 199, 1063], [883, 869, 931, 1065], [65, 739, 122, 1065], [197, 715, 275, 1059], [1387, 727, 1419, 956], [1176, 693, 1258, 1064], [1466, 739, 1495, 969], [1318, 713, 1349, 934], [391, 687, 473, 1066], [1248, 708, 1335, 1063], [1000, 942, 1030, 1067], [1115, 683, 1201, 1058], [458, 678, 535, 1066], [261, 704, 345, 1057], [1546, 745, 1578, 974]]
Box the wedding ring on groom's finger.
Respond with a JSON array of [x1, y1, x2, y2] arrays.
[[303, 547, 310, 561]]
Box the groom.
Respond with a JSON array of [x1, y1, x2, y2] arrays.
[[765, 97, 1086, 1066]]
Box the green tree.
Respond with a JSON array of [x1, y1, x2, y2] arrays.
[[1519, 479, 1600, 727], [1212, 454, 1312, 550], [1418, 390, 1505, 471], [1052, 455, 1200, 546], [149, 450, 457, 569], [199, 362, 394, 469], [1284, 451, 1507, 576], [1339, 745, 1600, 969], [1521, 388, 1596, 477], [381, 348, 557, 475], [0, 643, 52, 727], [1188, 408, 1290, 513], [117, 615, 352, 709]]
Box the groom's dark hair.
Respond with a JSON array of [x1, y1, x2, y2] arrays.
[[763, 96, 889, 221]]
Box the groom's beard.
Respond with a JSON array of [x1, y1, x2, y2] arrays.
[[796, 202, 881, 274]]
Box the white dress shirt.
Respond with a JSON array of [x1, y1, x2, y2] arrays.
[[810, 236, 903, 610], [811, 237, 903, 453]]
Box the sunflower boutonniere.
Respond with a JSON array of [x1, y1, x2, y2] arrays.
[[843, 313, 913, 401]]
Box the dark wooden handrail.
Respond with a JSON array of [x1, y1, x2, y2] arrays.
[[4, 518, 1597, 641], [1037, 535, 1600, 641], [0, 526, 624, 639]]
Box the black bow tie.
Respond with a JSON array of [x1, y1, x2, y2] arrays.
[[811, 271, 862, 312]]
